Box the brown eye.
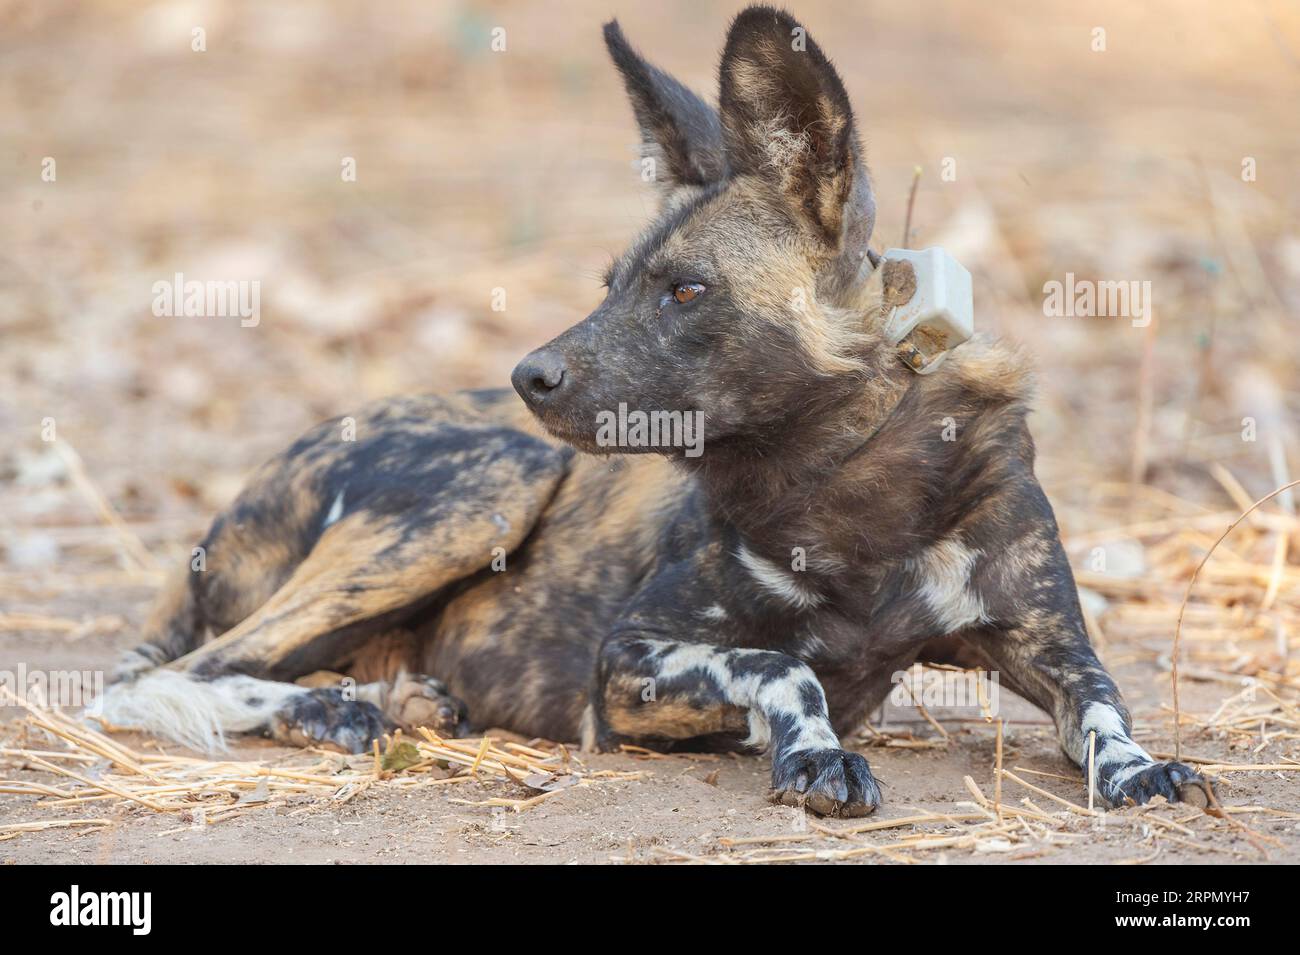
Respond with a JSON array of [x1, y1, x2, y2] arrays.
[[673, 282, 704, 304]]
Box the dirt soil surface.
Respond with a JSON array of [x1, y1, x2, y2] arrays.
[[2, 624, 1298, 864]]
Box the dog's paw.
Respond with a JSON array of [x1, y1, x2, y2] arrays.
[[1101, 760, 1213, 808], [384, 674, 468, 737], [269, 688, 388, 754], [770, 747, 881, 817]]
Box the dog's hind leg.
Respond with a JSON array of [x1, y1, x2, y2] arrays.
[[267, 671, 468, 751], [94, 667, 465, 754], [113, 529, 298, 683], [271, 630, 470, 746], [112, 469, 329, 683], [113, 392, 568, 680], [102, 423, 568, 752], [168, 503, 504, 680], [100, 504, 532, 752]]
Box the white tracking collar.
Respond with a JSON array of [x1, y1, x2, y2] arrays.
[[864, 247, 974, 374]]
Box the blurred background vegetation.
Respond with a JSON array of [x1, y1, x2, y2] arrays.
[[2, 0, 1298, 589]]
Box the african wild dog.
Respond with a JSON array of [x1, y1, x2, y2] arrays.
[[102, 6, 1208, 816]]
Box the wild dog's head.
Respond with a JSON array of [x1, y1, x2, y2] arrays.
[[512, 5, 878, 454]]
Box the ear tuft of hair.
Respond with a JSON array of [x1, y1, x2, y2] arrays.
[[603, 19, 726, 192]]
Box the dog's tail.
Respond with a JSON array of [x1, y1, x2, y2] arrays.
[[93, 670, 302, 754]]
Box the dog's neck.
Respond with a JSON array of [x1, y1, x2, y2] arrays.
[[683, 347, 930, 575]]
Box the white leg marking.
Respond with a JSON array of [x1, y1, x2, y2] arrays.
[[736, 543, 824, 610], [907, 536, 990, 633], [1080, 701, 1155, 787], [648, 641, 839, 753]]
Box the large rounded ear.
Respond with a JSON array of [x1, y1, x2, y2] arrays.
[[718, 6, 873, 249], [604, 20, 727, 196]]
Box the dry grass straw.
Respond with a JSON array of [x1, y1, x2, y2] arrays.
[[50, 440, 162, 577], [0, 687, 643, 837], [642, 765, 1291, 865], [1170, 478, 1300, 759]]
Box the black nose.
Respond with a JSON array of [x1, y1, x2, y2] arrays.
[[511, 349, 568, 406]]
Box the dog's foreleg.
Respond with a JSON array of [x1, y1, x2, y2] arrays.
[[592, 634, 881, 816], [968, 619, 1208, 806], [965, 499, 1213, 806]]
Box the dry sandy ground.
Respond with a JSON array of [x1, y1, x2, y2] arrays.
[[3, 615, 1298, 865]]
